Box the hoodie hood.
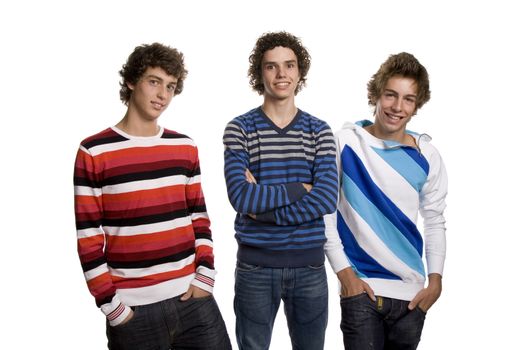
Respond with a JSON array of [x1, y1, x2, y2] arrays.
[[340, 119, 432, 149]]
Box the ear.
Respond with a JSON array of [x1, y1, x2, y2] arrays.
[[126, 81, 135, 91]]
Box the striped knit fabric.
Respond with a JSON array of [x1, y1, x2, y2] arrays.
[[74, 126, 215, 326], [325, 120, 447, 301], [223, 107, 338, 267]]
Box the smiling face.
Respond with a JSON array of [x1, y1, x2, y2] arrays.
[[372, 75, 418, 142], [127, 66, 178, 122], [261, 46, 300, 102]]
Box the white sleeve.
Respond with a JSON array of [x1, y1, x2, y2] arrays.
[[419, 146, 448, 276], [324, 134, 351, 273]]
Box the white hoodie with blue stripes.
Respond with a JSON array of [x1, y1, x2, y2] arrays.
[[324, 120, 448, 301]]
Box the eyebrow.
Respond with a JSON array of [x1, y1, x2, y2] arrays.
[[384, 88, 416, 98], [263, 59, 297, 65], [144, 74, 178, 85]]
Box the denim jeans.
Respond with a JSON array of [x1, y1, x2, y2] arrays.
[[234, 261, 328, 350], [340, 294, 426, 350], [106, 294, 232, 350]]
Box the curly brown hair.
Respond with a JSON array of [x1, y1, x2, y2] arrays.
[[119, 43, 188, 105], [367, 52, 430, 111], [248, 31, 311, 95]]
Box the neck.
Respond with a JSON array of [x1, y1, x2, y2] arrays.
[[365, 123, 415, 147], [116, 112, 159, 137], [262, 97, 297, 128]]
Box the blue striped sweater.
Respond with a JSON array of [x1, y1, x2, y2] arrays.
[[223, 107, 338, 267], [325, 120, 448, 301]]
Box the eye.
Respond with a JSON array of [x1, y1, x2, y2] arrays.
[[149, 79, 160, 86], [287, 62, 295, 69], [167, 84, 176, 93], [265, 64, 275, 70], [405, 97, 416, 104]]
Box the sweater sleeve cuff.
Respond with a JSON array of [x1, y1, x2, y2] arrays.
[[191, 266, 217, 294], [285, 183, 308, 203], [101, 297, 133, 327], [426, 254, 445, 276], [326, 249, 351, 274]]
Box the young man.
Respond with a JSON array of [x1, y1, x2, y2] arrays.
[[324, 52, 448, 349], [74, 43, 231, 350], [223, 32, 338, 350]]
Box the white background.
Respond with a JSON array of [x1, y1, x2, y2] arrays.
[[1, 1, 523, 349]]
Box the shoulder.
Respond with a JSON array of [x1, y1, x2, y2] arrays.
[[79, 127, 124, 151], [227, 107, 261, 127], [416, 134, 443, 160], [297, 110, 333, 134], [415, 134, 447, 177], [334, 121, 361, 144], [162, 127, 192, 141], [162, 127, 197, 147]]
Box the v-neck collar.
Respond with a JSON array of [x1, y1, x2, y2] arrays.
[[258, 106, 301, 135]]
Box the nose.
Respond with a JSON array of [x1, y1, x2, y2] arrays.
[[392, 97, 402, 112], [276, 64, 286, 78], [157, 85, 168, 100]]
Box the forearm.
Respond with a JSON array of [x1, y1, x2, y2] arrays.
[[256, 174, 338, 225], [324, 212, 351, 273], [224, 151, 308, 214]]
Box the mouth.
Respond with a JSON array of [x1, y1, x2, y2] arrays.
[[151, 101, 165, 110], [274, 82, 291, 88], [384, 112, 404, 121]]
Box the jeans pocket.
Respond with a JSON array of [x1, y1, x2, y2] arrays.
[[236, 261, 261, 272], [110, 306, 141, 332], [415, 305, 428, 315], [307, 263, 325, 270], [190, 294, 214, 302], [340, 292, 369, 302]]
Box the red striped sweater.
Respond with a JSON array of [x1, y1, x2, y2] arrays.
[[74, 126, 216, 326]]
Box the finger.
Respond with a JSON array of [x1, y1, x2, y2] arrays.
[[245, 169, 257, 184], [245, 170, 252, 182], [179, 290, 192, 301], [408, 293, 424, 310], [363, 283, 376, 301]]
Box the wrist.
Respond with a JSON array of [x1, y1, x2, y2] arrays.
[[337, 267, 359, 284], [427, 273, 442, 291]]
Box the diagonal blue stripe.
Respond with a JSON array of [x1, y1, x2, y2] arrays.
[[402, 147, 429, 175], [340, 146, 424, 275], [371, 147, 428, 192], [341, 173, 424, 276], [341, 146, 423, 255], [337, 210, 400, 280]]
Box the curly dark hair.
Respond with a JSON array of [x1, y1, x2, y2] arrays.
[[248, 31, 311, 95], [367, 52, 431, 111], [119, 43, 188, 105]]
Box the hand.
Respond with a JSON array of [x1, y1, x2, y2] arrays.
[[337, 267, 376, 301], [180, 284, 211, 301], [119, 309, 134, 325], [302, 183, 313, 192], [245, 169, 257, 184], [408, 273, 442, 312]]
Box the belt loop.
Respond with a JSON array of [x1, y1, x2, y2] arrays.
[[377, 296, 383, 311]]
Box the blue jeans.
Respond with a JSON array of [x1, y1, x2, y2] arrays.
[[234, 262, 328, 350], [340, 294, 426, 350], [106, 294, 232, 350]]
